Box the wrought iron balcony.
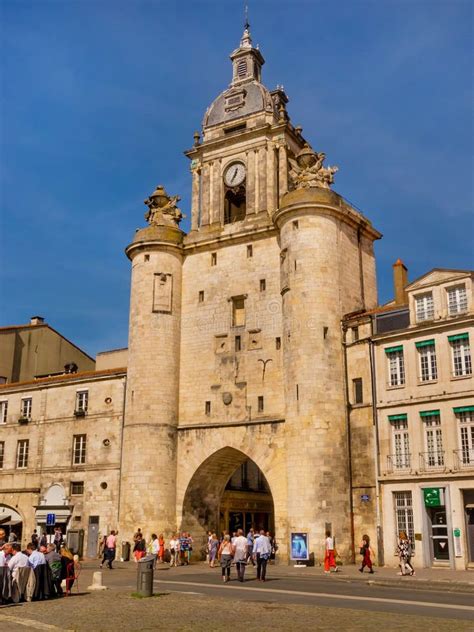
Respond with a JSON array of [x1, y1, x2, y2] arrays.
[[386, 453, 411, 474], [453, 448, 474, 470], [419, 450, 445, 471]]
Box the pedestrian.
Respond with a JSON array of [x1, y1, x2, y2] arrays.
[[6, 542, 29, 581], [324, 530, 339, 574], [218, 534, 234, 582], [60, 546, 76, 592], [99, 535, 108, 567], [186, 532, 193, 564], [31, 529, 39, 550], [133, 528, 142, 543], [359, 534, 374, 574], [53, 527, 63, 552], [206, 531, 212, 564], [246, 528, 255, 566], [233, 529, 248, 582], [39, 530, 47, 549], [133, 533, 146, 562], [397, 531, 415, 576], [8, 530, 18, 543], [208, 533, 219, 568], [45, 543, 63, 597], [267, 531, 278, 562], [179, 532, 189, 565], [169, 533, 179, 567], [105, 530, 117, 569], [150, 533, 159, 567], [26, 542, 46, 568], [253, 530, 272, 582], [158, 534, 165, 564]]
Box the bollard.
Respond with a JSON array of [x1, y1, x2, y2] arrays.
[[87, 571, 108, 590], [137, 555, 155, 597]]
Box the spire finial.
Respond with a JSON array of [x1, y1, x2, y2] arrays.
[[240, 3, 252, 48]]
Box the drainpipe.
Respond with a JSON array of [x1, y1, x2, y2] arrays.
[[369, 320, 384, 566], [342, 324, 356, 564], [116, 375, 127, 529]]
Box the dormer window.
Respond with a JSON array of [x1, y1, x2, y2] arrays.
[[447, 285, 467, 316], [415, 292, 434, 322]]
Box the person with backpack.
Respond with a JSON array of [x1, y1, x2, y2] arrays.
[[45, 543, 63, 596], [359, 534, 374, 573]]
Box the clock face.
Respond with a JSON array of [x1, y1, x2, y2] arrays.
[[224, 162, 246, 187]]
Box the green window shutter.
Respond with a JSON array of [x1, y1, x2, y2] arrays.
[[448, 333, 469, 342], [453, 405, 474, 414], [415, 339, 435, 348], [420, 410, 440, 418], [385, 345, 403, 354], [388, 413, 407, 422]]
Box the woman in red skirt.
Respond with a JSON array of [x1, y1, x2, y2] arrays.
[[158, 534, 165, 563], [359, 534, 374, 573]]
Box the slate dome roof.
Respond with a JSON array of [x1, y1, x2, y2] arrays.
[[203, 80, 277, 128]]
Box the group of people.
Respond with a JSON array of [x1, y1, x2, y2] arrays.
[[0, 527, 77, 603], [130, 529, 194, 567], [208, 528, 277, 583]]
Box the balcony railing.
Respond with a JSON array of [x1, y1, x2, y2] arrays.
[[386, 453, 411, 474], [419, 451, 445, 471], [453, 449, 474, 470]]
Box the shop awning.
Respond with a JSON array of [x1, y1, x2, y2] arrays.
[[388, 413, 407, 422], [448, 333, 469, 342], [415, 339, 435, 348], [420, 410, 440, 418], [453, 405, 474, 414], [385, 345, 403, 354]]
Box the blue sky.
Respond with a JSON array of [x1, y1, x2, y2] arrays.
[[1, 0, 472, 357]]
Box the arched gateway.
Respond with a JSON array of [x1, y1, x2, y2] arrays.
[[180, 447, 274, 555]]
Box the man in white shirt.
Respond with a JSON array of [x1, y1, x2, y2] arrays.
[[6, 543, 29, 581], [233, 529, 248, 582], [253, 530, 272, 582], [27, 542, 46, 569]]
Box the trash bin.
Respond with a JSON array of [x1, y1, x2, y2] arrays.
[[137, 555, 154, 597], [122, 541, 131, 562]]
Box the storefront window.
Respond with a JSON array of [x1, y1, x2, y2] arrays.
[[393, 491, 414, 547]]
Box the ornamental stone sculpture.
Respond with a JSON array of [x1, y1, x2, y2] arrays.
[[288, 143, 339, 190], [144, 185, 184, 226]]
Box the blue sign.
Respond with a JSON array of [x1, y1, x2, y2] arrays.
[[46, 513, 56, 526], [290, 532, 309, 561], [361, 494, 370, 502]]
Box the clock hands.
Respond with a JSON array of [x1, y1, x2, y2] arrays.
[[231, 167, 239, 183]]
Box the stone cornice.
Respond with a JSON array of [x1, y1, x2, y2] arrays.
[[177, 417, 285, 431], [183, 223, 278, 254], [0, 369, 126, 394]]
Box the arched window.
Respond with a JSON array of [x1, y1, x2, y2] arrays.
[[224, 187, 246, 224]]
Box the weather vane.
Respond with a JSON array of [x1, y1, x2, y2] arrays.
[[244, 3, 250, 31]]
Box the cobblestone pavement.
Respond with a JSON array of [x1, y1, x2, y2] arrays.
[[0, 590, 473, 632]]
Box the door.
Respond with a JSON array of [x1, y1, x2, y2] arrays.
[[429, 509, 450, 561], [87, 516, 99, 558]]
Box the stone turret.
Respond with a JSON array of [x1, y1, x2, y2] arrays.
[[119, 185, 184, 539], [274, 145, 380, 559]]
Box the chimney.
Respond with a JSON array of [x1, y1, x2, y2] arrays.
[[392, 259, 408, 305], [30, 316, 45, 325]]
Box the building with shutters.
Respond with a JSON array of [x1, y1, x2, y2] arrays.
[[344, 265, 474, 570]]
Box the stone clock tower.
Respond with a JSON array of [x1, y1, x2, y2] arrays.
[[119, 23, 381, 562]]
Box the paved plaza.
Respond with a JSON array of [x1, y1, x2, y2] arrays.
[[1, 561, 473, 631]]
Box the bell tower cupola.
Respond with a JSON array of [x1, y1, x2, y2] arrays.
[[230, 22, 265, 85]]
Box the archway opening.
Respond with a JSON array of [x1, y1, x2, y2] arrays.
[[224, 187, 246, 223], [181, 447, 274, 558], [0, 505, 23, 542]]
